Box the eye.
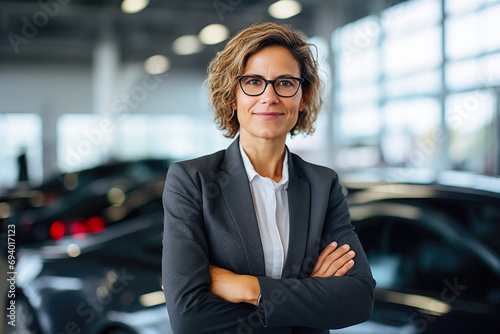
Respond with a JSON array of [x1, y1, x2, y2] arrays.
[[276, 79, 295, 87], [243, 77, 263, 85]]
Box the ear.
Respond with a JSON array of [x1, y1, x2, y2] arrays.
[[299, 88, 309, 111]]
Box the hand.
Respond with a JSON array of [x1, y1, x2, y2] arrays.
[[209, 265, 260, 305], [310, 242, 355, 278]]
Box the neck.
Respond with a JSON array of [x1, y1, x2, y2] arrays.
[[239, 135, 286, 182]]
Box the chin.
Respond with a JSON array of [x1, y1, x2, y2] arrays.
[[253, 129, 289, 140]]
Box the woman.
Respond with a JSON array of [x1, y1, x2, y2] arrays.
[[162, 22, 375, 334]]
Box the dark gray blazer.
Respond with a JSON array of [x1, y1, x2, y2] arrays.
[[162, 138, 375, 334]]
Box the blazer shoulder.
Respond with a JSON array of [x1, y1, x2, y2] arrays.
[[168, 149, 226, 178]]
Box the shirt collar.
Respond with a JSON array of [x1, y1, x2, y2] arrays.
[[239, 142, 289, 189]]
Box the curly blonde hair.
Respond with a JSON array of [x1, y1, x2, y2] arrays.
[[206, 22, 323, 138]]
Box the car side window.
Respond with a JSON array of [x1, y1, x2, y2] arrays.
[[355, 217, 500, 303]]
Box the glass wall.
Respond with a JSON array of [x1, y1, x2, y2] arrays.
[[332, 0, 500, 176], [56, 113, 233, 173]]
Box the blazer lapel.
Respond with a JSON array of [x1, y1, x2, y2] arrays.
[[283, 151, 311, 278], [220, 138, 266, 276]]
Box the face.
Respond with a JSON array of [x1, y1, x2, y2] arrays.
[[235, 46, 307, 143]]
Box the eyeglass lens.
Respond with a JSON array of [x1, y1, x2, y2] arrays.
[[239, 76, 301, 97]]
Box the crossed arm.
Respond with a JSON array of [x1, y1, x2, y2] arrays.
[[209, 241, 356, 305]]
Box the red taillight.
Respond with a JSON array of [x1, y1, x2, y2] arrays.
[[70, 220, 87, 239], [49, 217, 105, 240], [86, 216, 105, 233], [50, 220, 66, 240]]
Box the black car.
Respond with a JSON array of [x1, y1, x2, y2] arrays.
[[5, 180, 169, 334], [1, 159, 171, 246], [338, 173, 500, 333], [1, 159, 172, 334]]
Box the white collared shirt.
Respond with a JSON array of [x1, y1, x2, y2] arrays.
[[239, 143, 290, 279]]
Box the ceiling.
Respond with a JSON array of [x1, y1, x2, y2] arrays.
[[0, 0, 404, 70]]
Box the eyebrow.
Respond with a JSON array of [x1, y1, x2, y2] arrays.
[[242, 73, 299, 79]]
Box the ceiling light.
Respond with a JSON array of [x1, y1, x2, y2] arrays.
[[172, 35, 203, 55], [121, 0, 149, 14], [268, 0, 302, 19], [199, 24, 230, 45], [144, 55, 170, 75]]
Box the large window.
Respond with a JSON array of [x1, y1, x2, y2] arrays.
[[56, 113, 233, 173], [444, 0, 500, 175], [332, 0, 500, 176], [57, 114, 110, 173], [333, 15, 381, 169], [114, 113, 232, 161], [445, 90, 497, 174]]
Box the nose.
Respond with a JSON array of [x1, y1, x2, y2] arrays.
[[260, 82, 279, 104]]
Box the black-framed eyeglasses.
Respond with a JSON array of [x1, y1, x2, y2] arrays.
[[236, 75, 304, 98]]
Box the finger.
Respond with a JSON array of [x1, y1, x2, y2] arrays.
[[311, 241, 338, 274], [312, 241, 337, 273], [311, 243, 351, 277], [312, 248, 354, 278], [324, 250, 355, 277], [317, 244, 351, 273], [334, 259, 355, 277]]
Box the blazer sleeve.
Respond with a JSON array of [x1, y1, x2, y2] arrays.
[[256, 174, 376, 329], [162, 162, 260, 334]]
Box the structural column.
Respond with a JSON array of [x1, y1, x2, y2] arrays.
[[92, 34, 119, 161]]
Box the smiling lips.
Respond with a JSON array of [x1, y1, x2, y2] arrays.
[[253, 112, 284, 120]]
